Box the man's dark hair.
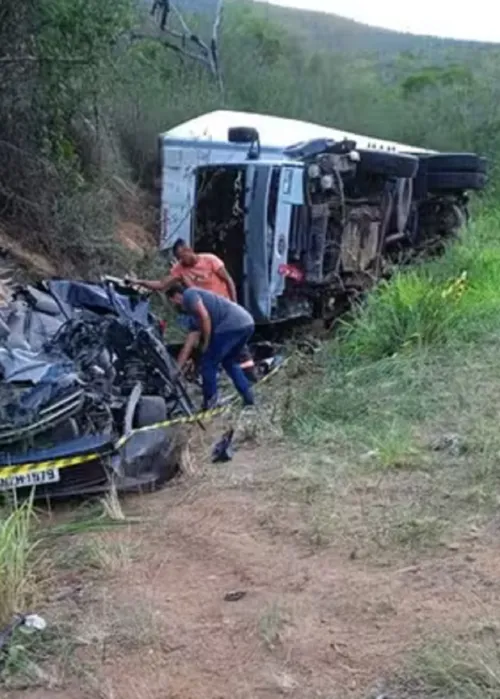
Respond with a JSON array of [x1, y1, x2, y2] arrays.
[[172, 238, 188, 256], [165, 282, 185, 298]]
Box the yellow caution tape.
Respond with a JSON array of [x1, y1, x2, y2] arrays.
[[0, 357, 289, 479], [0, 451, 107, 478], [113, 404, 230, 449]]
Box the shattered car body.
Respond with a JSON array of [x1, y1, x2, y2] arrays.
[[0, 279, 195, 497]]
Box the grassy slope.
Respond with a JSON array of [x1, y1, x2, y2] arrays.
[[283, 201, 500, 539], [277, 199, 500, 695]]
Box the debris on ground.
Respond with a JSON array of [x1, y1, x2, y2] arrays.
[[211, 428, 235, 463], [430, 433, 468, 456], [223, 590, 247, 602], [0, 614, 46, 655]]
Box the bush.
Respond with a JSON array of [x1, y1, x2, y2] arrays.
[[338, 204, 500, 362], [341, 270, 465, 361], [49, 186, 136, 277]]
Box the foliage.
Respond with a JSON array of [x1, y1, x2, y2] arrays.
[[0, 0, 134, 275], [1, 0, 500, 278], [340, 270, 465, 361]]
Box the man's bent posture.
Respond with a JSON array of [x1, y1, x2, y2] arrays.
[[131, 239, 256, 381], [166, 284, 255, 409]]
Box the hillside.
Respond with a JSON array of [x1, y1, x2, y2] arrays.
[[1, 0, 500, 282], [250, 0, 498, 57], [173, 0, 499, 59]]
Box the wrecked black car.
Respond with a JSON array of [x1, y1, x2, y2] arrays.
[[0, 278, 196, 497]]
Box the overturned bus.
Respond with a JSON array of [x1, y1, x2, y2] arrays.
[[158, 110, 487, 324]]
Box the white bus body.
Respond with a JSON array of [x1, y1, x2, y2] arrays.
[[159, 109, 433, 250]]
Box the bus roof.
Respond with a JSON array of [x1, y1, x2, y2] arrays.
[[162, 109, 432, 154]]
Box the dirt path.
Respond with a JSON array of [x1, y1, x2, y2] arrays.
[[6, 443, 500, 699]]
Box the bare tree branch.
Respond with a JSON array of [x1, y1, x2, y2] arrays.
[[129, 31, 211, 67], [210, 0, 224, 95], [133, 0, 225, 94], [151, 0, 171, 31]]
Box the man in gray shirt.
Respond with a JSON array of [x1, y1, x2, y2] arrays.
[[166, 283, 255, 409]]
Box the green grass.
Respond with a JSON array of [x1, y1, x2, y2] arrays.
[[340, 268, 464, 360], [277, 202, 500, 553], [341, 208, 500, 362], [0, 495, 44, 626]]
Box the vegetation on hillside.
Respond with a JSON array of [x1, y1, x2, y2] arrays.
[[1, 0, 499, 279]]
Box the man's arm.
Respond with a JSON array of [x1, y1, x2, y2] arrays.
[[177, 331, 201, 369], [192, 299, 212, 351], [128, 262, 184, 293], [132, 275, 179, 293], [215, 265, 237, 302]]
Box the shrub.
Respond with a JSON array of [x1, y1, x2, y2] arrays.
[[341, 270, 465, 361]]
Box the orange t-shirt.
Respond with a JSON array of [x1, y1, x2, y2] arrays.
[[170, 253, 230, 299]]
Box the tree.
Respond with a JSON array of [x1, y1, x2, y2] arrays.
[[132, 0, 225, 94]]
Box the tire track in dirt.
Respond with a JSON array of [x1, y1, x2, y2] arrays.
[[7, 446, 500, 699]]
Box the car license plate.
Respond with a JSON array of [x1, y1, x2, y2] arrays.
[[0, 468, 60, 491]]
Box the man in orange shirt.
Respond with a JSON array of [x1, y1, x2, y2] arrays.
[[131, 239, 256, 382], [132, 239, 237, 301]]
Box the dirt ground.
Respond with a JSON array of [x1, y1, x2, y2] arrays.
[[5, 433, 500, 699]]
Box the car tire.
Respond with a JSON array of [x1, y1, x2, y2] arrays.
[[132, 396, 181, 488], [134, 395, 167, 428], [421, 153, 487, 173], [357, 150, 419, 179], [427, 171, 487, 192], [149, 426, 184, 487]]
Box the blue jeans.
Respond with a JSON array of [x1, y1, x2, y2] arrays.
[[200, 326, 255, 408]]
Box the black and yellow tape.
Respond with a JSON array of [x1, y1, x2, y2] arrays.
[[114, 403, 230, 449], [0, 451, 108, 478], [0, 357, 289, 480]]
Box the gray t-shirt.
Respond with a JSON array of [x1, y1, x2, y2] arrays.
[[182, 288, 254, 334]]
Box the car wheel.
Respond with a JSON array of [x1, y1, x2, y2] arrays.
[[131, 396, 181, 488], [427, 171, 487, 192], [148, 425, 184, 488], [134, 395, 167, 428], [422, 153, 487, 173], [357, 150, 419, 179]]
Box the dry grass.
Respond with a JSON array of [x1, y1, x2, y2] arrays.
[[1, 593, 167, 691], [392, 623, 500, 698], [56, 531, 137, 575], [0, 495, 47, 625], [100, 481, 126, 521], [259, 601, 289, 650]]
